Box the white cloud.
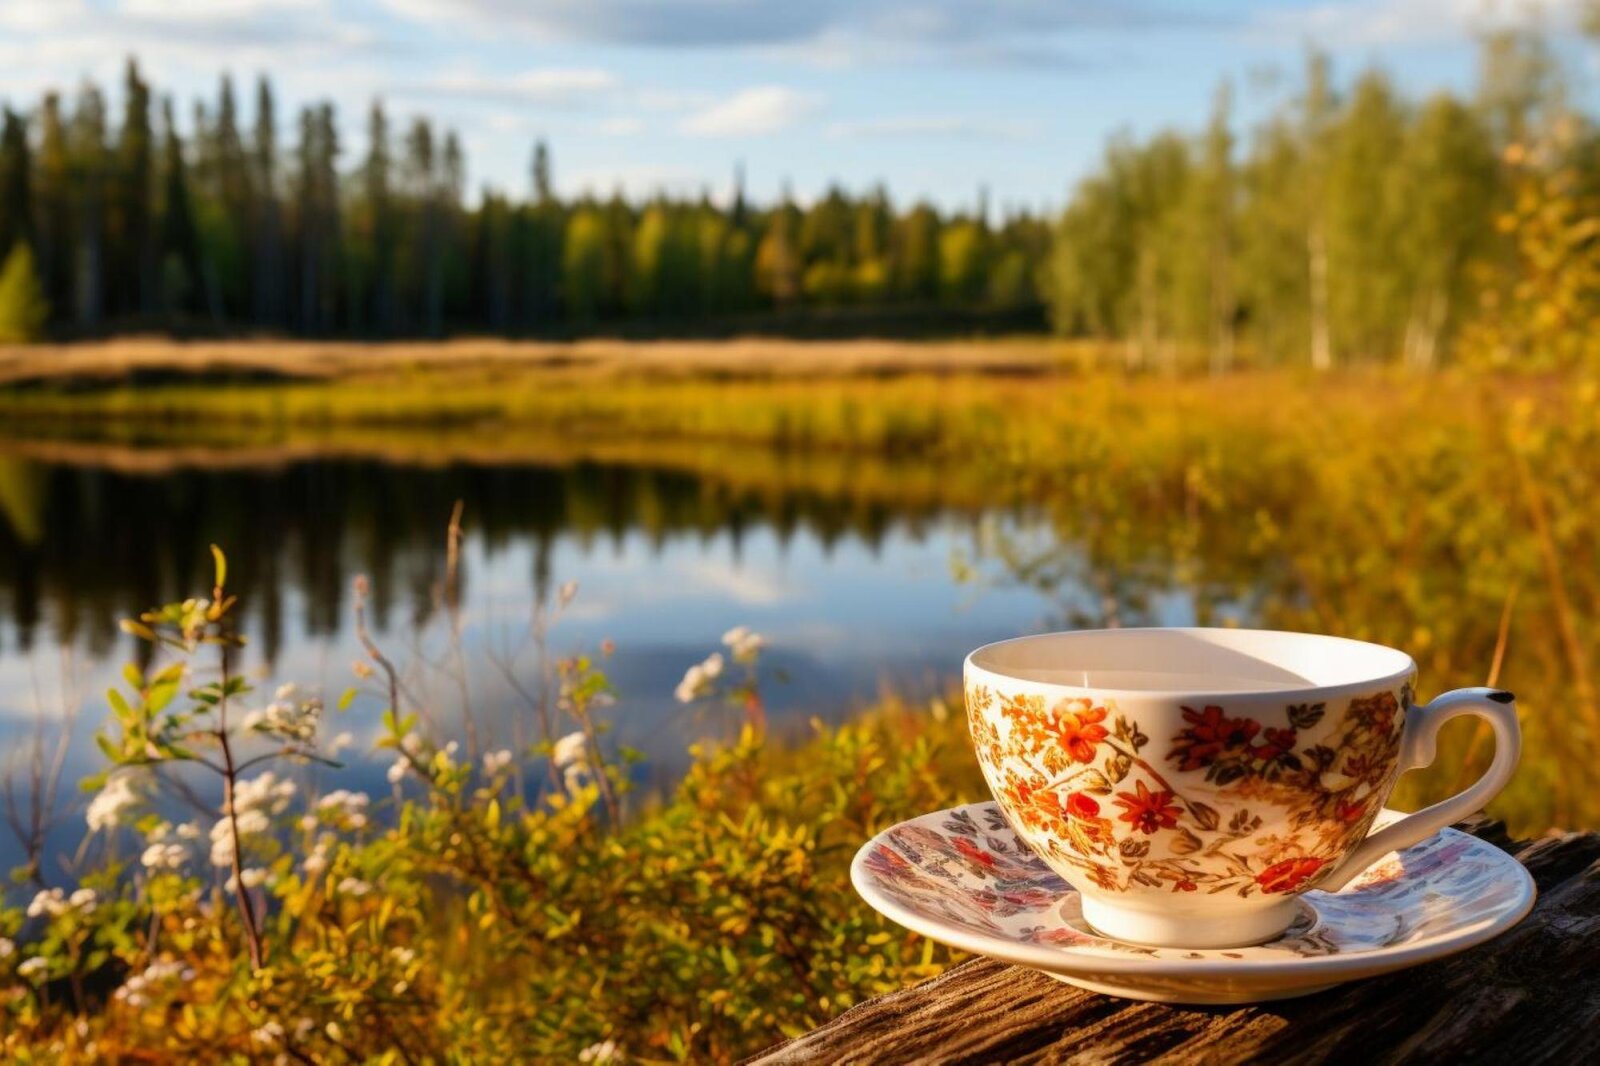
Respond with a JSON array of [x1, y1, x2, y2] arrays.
[[598, 116, 646, 136], [122, 0, 325, 22], [633, 87, 718, 113], [416, 67, 619, 106], [680, 85, 818, 137], [373, 0, 1188, 63], [1251, 0, 1582, 47], [827, 115, 1038, 141]]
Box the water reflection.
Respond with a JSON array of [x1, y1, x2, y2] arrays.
[[1, 451, 1144, 875]]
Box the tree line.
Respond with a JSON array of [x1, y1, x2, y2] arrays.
[[0, 62, 1049, 340], [2, 28, 1596, 366], [1047, 29, 1600, 371]]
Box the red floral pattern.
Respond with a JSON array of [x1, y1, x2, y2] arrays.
[[1256, 857, 1327, 893], [1113, 781, 1182, 835], [966, 677, 1410, 898]]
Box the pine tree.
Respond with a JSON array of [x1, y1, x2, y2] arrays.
[[0, 242, 51, 342], [0, 108, 32, 264], [33, 94, 72, 323], [158, 96, 201, 317], [252, 77, 283, 328], [531, 140, 553, 205], [111, 59, 155, 318], [70, 82, 109, 329], [364, 101, 395, 334]]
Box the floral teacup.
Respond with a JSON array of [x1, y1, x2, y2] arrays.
[[965, 628, 1520, 948]]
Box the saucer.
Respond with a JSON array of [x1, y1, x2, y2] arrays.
[[851, 802, 1535, 1004]]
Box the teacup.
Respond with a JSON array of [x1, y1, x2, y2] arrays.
[[964, 628, 1520, 948]]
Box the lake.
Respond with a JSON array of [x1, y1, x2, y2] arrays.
[[0, 448, 1235, 875]]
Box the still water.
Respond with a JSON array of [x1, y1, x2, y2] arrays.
[[0, 453, 1218, 875]]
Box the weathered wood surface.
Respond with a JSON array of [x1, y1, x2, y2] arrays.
[[752, 817, 1600, 1064]]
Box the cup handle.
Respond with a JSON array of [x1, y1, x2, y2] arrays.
[[1316, 687, 1520, 892]]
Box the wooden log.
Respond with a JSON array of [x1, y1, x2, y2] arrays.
[[751, 817, 1600, 1064]]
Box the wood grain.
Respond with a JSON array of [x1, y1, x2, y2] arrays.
[[750, 817, 1600, 1064]]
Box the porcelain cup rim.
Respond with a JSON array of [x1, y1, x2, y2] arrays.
[[964, 626, 1417, 703]]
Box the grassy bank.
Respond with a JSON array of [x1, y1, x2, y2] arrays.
[[0, 348, 1597, 1059]]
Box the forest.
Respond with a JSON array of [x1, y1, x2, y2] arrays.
[[0, 28, 1596, 368], [0, 63, 1048, 340]]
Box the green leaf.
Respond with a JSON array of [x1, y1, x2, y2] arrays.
[[338, 687, 358, 712], [210, 544, 227, 589], [107, 688, 135, 723], [119, 619, 157, 642]]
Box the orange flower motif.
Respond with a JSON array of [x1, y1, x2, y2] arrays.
[[1113, 780, 1182, 835], [1255, 856, 1326, 893], [1064, 791, 1100, 820], [1051, 700, 1109, 764]]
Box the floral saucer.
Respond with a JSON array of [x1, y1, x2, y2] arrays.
[[851, 802, 1535, 1004]]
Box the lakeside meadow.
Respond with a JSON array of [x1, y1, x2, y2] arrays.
[[0, 342, 1596, 1058], [0, 15, 1598, 1062]]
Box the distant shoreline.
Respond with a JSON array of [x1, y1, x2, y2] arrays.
[[0, 334, 1077, 390]]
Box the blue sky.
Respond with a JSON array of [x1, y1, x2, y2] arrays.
[[0, 0, 1587, 213]]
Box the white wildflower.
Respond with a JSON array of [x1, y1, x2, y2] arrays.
[[552, 732, 587, 770], [175, 822, 202, 840], [723, 626, 765, 663], [390, 946, 415, 966], [69, 887, 98, 912], [699, 652, 724, 680], [18, 956, 48, 980], [141, 842, 188, 870], [327, 730, 356, 757], [674, 663, 707, 704], [336, 877, 372, 897], [316, 790, 370, 829], [482, 748, 514, 776], [580, 1039, 622, 1063], [387, 758, 408, 785], [86, 769, 143, 832], [252, 1021, 285, 1045], [115, 959, 192, 1007], [27, 888, 66, 918], [245, 687, 322, 743], [0, 937, 14, 958], [557, 580, 579, 607]]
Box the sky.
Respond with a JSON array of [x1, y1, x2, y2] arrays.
[[0, 0, 1589, 214]]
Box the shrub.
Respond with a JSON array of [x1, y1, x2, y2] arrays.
[[0, 556, 981, 1062]]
